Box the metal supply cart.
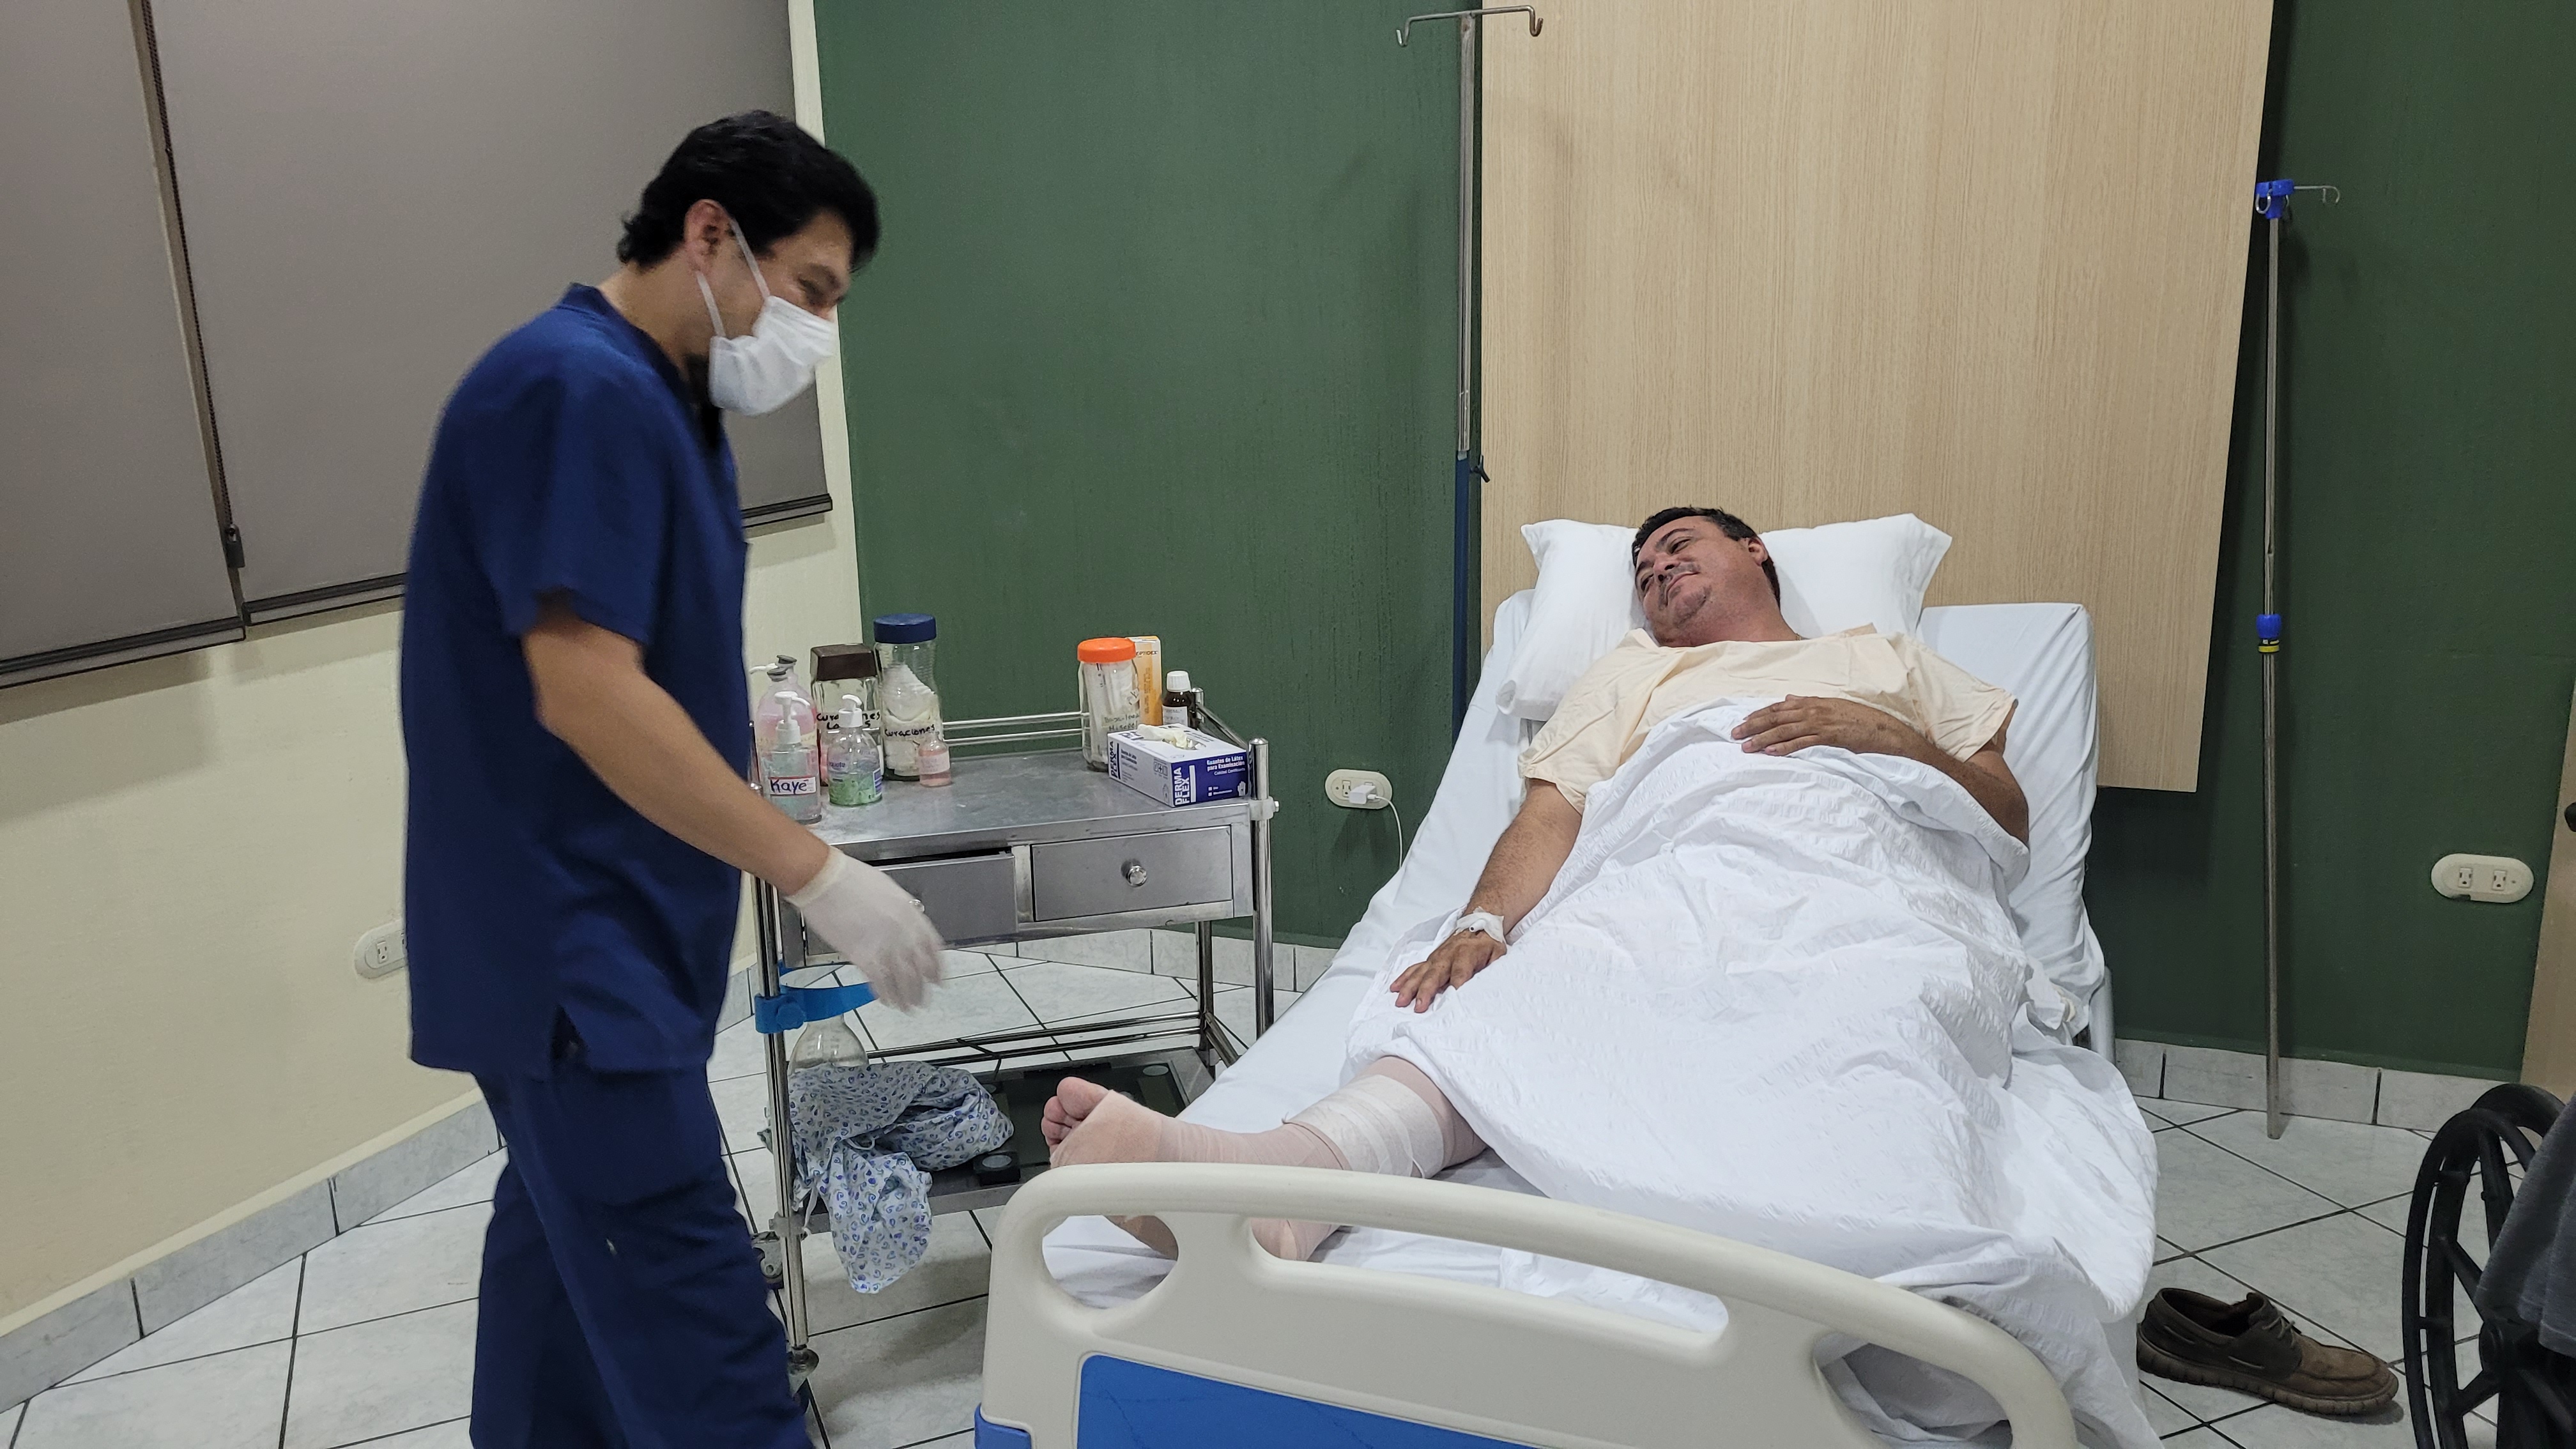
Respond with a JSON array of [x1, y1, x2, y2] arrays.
[[746, 700, 1280, 1384]]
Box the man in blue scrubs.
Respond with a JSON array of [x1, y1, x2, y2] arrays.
[[401, 112, 944, 1447]]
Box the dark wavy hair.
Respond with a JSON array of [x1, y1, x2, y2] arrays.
[[617, 111, 879, 270], [1632, 506, 1780, 602]]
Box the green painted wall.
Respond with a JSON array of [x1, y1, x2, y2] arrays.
[[2088, 1, 2576, 1078], [815, 3, 1459, 943]]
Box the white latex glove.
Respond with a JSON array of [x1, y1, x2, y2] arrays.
[[787, 850, 944, 1010]]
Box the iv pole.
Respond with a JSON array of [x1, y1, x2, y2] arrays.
[[2251, 176, 2337, 1140], [1399, 6, 1542, 733]]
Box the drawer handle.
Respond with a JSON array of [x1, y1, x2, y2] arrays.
[[1123, 861, 1150, 887]]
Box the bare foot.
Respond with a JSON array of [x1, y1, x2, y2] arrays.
[[1043, 1077, 1322, 1261], [1044, 1078, 1167, 1168]]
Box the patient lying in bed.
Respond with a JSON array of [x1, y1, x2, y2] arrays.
[[1044, 505, 2158, 1445], [1045, 502, 2031, 1256]]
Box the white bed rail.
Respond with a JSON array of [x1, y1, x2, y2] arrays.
[[983, 1163, 2076, 1448]]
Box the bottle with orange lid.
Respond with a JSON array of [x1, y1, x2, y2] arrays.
[[1076, 637, 1143, 769]]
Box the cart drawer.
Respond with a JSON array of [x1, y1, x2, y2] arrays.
[[1029, 827, 1233, 921], [877, 850, 1018, 943]]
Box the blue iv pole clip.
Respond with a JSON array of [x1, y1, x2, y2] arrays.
[[2254, 178, 2296, 220]]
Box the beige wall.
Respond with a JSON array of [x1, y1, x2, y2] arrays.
[[0, 3, 856, 1330], [0, 477, 858, 1333]]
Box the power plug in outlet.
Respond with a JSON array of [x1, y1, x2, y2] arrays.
[[1325, 769, 1393, 809], [2430, 854, 2533, 905], [355, 919, 407, 979]]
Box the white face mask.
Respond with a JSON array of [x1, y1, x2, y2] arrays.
[[695, 221, 838, 415]]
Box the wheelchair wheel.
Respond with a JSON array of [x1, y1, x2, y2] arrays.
[[2402, 1083, 2573, 1449]]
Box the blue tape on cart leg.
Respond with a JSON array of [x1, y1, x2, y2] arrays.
[[753, 979, 877, 1034]]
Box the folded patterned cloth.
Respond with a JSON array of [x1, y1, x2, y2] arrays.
[[786, 1061, 1013, 1293]]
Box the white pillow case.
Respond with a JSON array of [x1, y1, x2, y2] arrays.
[[1494, 512, 1954, 722]]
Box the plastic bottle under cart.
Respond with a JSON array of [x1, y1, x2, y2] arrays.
[[790, 1014, 869, 1070]]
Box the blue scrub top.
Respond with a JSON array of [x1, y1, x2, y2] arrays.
[[401, 284, 751, 1075]]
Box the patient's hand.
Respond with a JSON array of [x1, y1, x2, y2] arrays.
[[1731, 696, 1931, 762], [1392, 930, 1506, 1012]]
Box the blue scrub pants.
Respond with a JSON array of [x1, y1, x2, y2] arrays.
[[471, 1044, 809, 1449]]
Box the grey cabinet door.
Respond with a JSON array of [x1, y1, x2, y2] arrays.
[[148, 0, 828, 620], [0, 0, 240, 684]]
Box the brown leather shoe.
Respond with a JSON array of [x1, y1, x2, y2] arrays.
[[2137, 1288, 2397, 1416]]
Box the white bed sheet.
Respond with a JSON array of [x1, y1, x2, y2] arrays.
[[1043, 591, 2117, 1298]]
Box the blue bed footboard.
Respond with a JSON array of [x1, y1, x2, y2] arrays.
[[976, 1358, 1537, 1448]]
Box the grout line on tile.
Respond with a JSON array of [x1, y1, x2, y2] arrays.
[[54, 1330, 304, 1389], [2175, 1116, 2382, 1206], [2175, 1205, 2353, 1259], [361, 1153, 506, 1226], [991, 968, 1048, 1031], [277, 1256, 307, 1449], [279, 1292, 477, 1347], [803, 1291, 992, 1344], [351, 1197, 494, 1234], [325, 1414, 472, 1448]]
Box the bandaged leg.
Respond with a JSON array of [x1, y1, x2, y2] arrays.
[[1266, 1057, 1487, 1259], [1289, 1057, 1485, 1178], [1045, 1057, 1483, 1262]]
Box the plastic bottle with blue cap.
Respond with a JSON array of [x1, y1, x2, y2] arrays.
[[873, 613, 942, 779]]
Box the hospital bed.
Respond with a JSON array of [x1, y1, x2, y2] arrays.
[[971, 591, 2122, 1448]]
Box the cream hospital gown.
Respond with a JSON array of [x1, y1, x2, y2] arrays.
[[1520, 627, 2016, 809]]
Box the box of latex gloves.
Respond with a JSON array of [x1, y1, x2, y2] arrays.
[[1107, 728, 1251, 807]]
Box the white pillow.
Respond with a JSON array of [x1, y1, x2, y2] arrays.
[[1765, 513, 1953, 638], [1489, 520, 1644, 721], [1493, 512, 1953, 721]]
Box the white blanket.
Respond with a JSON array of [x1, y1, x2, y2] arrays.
[[1344, 700, 2158, 1449]]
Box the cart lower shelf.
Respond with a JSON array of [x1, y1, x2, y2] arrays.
[[757, 1043, 1211, 1287]]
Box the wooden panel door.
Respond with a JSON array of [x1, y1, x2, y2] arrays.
[[1480, 0, 2273, 790]]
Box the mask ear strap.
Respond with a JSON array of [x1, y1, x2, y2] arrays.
[[694, 268, 728, 341], [729, 222, 775, 304]]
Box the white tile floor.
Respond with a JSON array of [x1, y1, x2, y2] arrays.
[[2135, 1098, 2494, 1446], [4, 953, 1296, 1449], [4, 960, 2476, 1448]]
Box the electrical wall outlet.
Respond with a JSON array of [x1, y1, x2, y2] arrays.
[[355, 919, 408, 979], [1325, 769, 1393, 809], [2430, 854, 2533, 905]]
